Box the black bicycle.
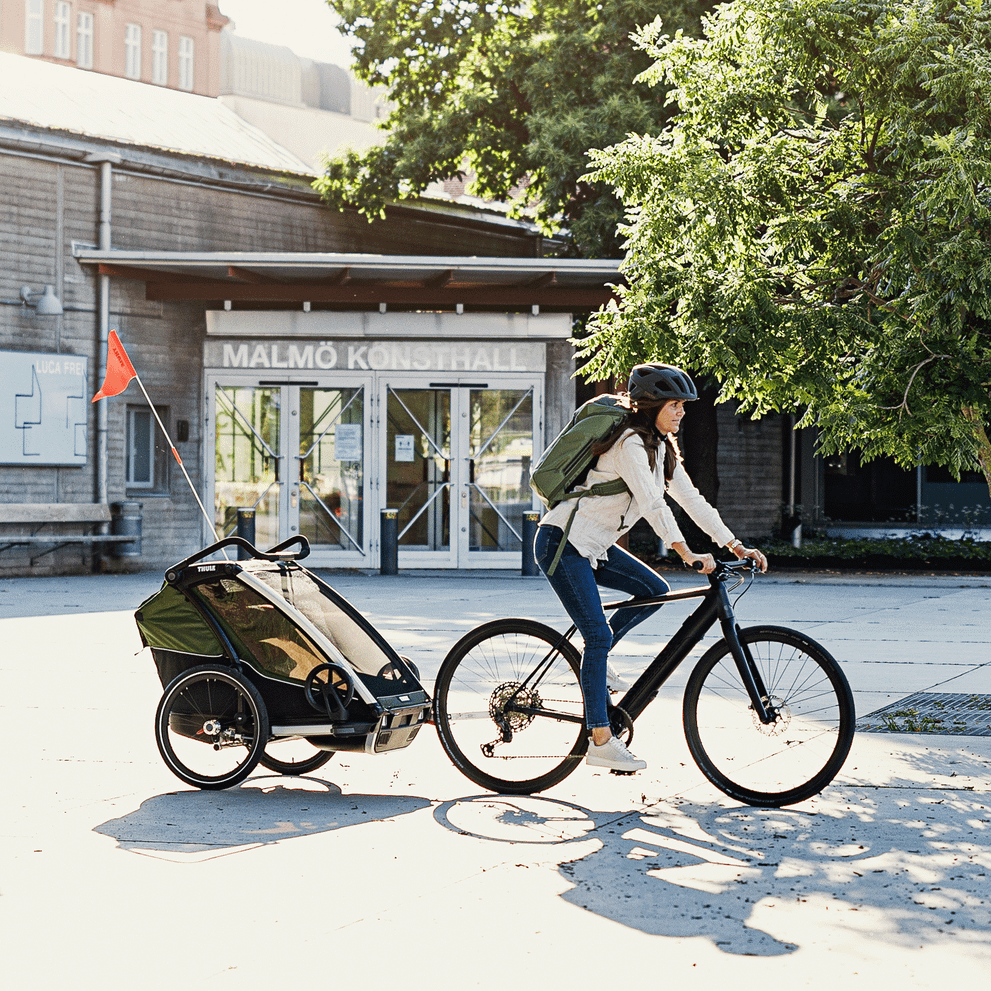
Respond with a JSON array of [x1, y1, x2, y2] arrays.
[[433, 560, 855, 807]]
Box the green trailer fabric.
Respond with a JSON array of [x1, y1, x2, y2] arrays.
[[135, 583, 224, 656]]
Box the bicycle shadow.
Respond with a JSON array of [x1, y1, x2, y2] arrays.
[[433, 786, 991, 957], [95, 776, 430, 862]]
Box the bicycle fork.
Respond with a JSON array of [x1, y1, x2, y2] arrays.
[[715, 588, 775, 725]]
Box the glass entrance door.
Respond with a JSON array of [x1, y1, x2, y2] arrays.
[[213, 384, 283, 549], [209, 377, 371, 566], [386, 386, 453, 565], [297, 386, 366, 555], [383, 380, 539, 568], [465, 387, 534, 562], [209, 374, 538, 569]]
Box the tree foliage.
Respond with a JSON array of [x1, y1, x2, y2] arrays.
[[316, 0, 718, 256], [581, 0, 991, 491]]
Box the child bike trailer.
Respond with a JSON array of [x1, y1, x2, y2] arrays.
[[135, 535, 430, 790]]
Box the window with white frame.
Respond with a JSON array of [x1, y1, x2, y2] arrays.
[[126, 407, 155, 488], [124, 23, 141, 79], [76, 10, 93, 69], [126, 406, 170, 490], [25, 0, 44, 55], [54, 1, 71, 59], [152, 30, 168, 86], [178, 35, 194, 91]]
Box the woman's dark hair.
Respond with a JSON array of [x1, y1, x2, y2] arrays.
[[591, 400, 680, 481]]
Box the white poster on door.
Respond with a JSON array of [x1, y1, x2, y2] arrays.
[[394, 434, 414, 462], [334, 423, 362, 461]]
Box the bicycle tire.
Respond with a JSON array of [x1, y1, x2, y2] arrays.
[[683, 625, 855, 807], [433, 618, 587, 795], [156, 665, 269, 790]]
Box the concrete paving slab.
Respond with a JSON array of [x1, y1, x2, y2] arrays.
[[1, 567, 989, 990]]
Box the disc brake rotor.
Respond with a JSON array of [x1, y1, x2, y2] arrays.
[[752, 695, 791, 736]]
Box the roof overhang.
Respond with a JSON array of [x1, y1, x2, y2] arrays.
[[73, 249, 624, 313]]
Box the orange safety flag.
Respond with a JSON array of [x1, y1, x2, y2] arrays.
[[92, 330, 137, 402]]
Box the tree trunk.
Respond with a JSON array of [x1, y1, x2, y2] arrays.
[[676, 378, 721, 552], [962, 407, 991, 502], [681, 378, 720, 503]]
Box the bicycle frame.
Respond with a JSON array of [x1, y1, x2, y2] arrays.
[[509, 563, 774, 731]]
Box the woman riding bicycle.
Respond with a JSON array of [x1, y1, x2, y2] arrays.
[[534, 363, 768, 774]]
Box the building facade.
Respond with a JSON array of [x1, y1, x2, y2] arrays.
[[0, 53, 637, 576], [0, 0, 226, 95]]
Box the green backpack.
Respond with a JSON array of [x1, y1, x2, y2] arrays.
[[530, 394, 631, 574]]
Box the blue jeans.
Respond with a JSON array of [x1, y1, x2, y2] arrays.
[[533, 525, 669, 730]]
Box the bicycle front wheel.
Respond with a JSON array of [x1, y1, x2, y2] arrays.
[[683, 626, 855, 807], [433, 619, 586, 795]]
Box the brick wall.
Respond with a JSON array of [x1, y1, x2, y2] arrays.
[[714, 402, 785, 541]]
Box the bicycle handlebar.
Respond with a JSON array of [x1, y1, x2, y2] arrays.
[[688, 558, 759, 576]]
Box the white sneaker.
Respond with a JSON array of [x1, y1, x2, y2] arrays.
[[586, 736, 646, 772], [606, 663, 628, 692]]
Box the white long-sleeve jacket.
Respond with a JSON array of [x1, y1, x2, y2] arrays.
[[539, 429, 736, 566]]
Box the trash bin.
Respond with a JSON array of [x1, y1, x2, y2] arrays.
[[111, 501, 142, 558]]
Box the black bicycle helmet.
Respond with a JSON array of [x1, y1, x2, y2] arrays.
[[627, 363, 698, 403]]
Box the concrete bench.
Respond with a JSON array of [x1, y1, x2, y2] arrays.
[[0, 503, 137, 562]]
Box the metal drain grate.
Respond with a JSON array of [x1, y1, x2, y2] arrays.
[[857, 692, 991, 736]]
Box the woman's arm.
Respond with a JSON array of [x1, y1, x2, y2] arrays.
[[665, 461, 768, 572]]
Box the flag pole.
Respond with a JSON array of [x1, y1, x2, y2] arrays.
[[131, 373, 221, 545], [93, 329, 228, 557]]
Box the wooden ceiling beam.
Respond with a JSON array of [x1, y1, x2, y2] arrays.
[[524, 271, 558, 289], [97, 263, 216, 285], [423, 268, 454, 289], [228, 265, 282, 284]]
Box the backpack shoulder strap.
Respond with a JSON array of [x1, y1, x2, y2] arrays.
[[545, 479, 631, 576]]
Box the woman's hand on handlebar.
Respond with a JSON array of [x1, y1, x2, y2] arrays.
[[675, 545, 717, 574], [731, 542, 768, 573]]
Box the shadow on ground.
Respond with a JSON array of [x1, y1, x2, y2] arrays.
[[435, 786, 991, 957], [95, 775, 431, 861]]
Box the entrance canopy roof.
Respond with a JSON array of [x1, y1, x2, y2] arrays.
[[73, 249, 624, 312]]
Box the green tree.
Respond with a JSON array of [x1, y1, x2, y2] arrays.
[[581, 0, 991, 496], [316, 0, 718, 257]]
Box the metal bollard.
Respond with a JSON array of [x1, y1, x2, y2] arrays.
[[236, 508, 255, 559], [521, 510, 540, 576], [380, 508, 399, 575]]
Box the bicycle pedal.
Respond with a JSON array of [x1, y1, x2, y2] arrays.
[[609, 769, 637, 776]]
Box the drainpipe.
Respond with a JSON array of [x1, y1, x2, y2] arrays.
[[85, 153, 121, 525], [788, 414, 802, 548]]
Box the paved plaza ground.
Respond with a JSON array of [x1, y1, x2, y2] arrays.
[[1, 567, 988, 989]]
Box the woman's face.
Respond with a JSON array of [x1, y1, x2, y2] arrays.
[[654, 399, 687, 435]]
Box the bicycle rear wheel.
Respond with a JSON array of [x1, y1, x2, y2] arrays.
[[433, 619, 586, 795], [683, 626, 855, 807]]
